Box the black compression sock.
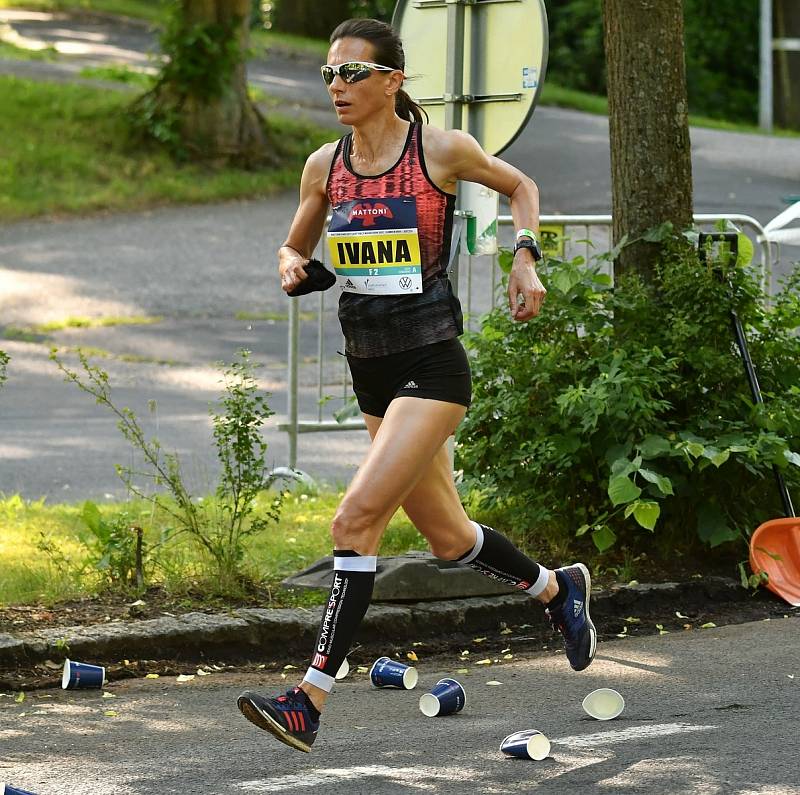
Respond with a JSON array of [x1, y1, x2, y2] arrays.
[[456, 522, 551, 597], [302, 550, 377, 694]]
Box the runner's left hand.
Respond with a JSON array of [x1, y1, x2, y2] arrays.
[[507, 255, 546, 321]]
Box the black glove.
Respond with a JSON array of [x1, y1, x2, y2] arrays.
[[287, 258, 336, 297]]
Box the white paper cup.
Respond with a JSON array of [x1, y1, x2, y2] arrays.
[[582, 688, 625, 720], [335, 657, 349, 680]]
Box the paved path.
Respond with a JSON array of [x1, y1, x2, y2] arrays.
[[1, 617, 798, 794], [1, 8, 798, 501]]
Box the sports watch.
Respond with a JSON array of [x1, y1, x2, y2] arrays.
[[513, 227, 543, 262]]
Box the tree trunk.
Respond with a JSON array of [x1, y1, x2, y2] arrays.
[[602, 0, 694, 281], [143, 0, 273, 167]]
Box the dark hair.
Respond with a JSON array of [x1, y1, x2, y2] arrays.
[[330, 18, 429, 124]]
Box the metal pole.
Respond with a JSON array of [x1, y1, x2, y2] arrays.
[[287, 295, 300, 469], [444, 0, 465, 132], [760, 0, 773, 131]]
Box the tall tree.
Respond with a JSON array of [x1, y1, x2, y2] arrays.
[[134, 0, 272, 167], [602, 0, 694, 280]]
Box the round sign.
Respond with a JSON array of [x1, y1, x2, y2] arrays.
[[392, 0, 549, 156]]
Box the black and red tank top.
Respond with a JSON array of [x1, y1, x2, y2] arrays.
[[326, 122, 462, 358]]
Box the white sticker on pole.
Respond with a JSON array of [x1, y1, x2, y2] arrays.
[[461, 181, 499, 256]]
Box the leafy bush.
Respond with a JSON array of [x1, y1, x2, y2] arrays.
[[81, 501, 145, 590], [457, 236, 800, 563], [52, 349, 283, 592]]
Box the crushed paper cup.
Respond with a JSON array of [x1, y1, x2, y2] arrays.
[[582, 688, 625, 720], [500, 729, 551, 760]]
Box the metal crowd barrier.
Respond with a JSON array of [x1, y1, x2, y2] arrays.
[[279, 212, 771, 470]]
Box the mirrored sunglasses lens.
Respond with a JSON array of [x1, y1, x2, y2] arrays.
[[340, 63, 371, 83], [321, 66, 334, 85]]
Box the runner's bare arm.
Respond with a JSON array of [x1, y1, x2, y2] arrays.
[[279, 142, 336, 293], [423, 128, 545, 322]]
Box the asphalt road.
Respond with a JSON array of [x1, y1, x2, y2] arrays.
[[1, 617, 798, 794], [1, 9, 798, 501]]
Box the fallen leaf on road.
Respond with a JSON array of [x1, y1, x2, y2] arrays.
[[624, 617, 641, 624], [455, 668, 469, 674], [700, 622, 717, 629], [683, 624, 693, 630], [788, 675, 795, 679], [196, 669, 211, 677], [176, 675, 195, 683], [675, 611, 690, 619], [104, 710, 118, 717], [656, 624, 669, 635], [500, 648, 511, 654], [473, 637, 487, 643], [486, 681, 503, 686], [475, 659, 492, 665], [460, 650, 470, 657], [357, 666, 369, 674], [145, 674, 159, 679], [407, 651, 418, 661], [102, 692, 117, 699], [500, 628, 513, 635], [283, 664, 297, 670], [503, 654, 514, 660], [412, 641, 424, 647], [15, 692, 25, 703], [616, 626, 628, 638]]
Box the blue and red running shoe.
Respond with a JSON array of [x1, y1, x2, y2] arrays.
[[237, 687, 320, 753], [545, 563, 597, 671]]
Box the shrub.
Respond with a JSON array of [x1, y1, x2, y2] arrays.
[[52, 349, 283, 593], [457, 235, 800, 564]]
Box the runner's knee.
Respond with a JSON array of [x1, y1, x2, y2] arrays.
[[330, 494, 385, 551]]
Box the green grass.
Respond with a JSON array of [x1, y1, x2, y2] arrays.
[[33, 315, 162, 332], [0, 491, 424, 607], [0, 0, 168, 23], [0, 75, 337, 222]]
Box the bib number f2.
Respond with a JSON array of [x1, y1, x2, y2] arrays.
[[327, 197, 423, 295]]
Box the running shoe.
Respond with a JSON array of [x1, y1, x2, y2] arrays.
[[237, 687, 320, 753], [545, 563, 597, 671]]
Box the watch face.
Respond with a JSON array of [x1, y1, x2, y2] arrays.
[[515, 240, 543, 261]]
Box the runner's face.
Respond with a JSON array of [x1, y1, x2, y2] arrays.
[[326, 37, 399, 124]]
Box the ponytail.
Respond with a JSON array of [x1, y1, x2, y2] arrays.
[[395, 88, 429, 124]]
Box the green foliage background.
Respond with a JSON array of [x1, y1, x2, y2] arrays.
[[546, 0, 759, 123], [269, 0, 760, 124], [456, 237, 800, 563]]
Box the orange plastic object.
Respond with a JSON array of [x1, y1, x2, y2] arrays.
[[749, 517, 800, 607]]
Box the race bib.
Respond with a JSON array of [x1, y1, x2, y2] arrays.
[[327, 197, 423, 295]]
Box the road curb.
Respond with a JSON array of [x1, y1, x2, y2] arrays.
[[0, 577, 742, 669]]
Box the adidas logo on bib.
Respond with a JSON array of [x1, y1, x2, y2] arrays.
[[403, 380, 419, 390]]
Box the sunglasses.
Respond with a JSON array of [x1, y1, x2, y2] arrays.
[[321, 61, 395, 86]]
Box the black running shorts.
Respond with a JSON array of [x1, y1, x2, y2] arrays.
[[346, 337, 472, 418]]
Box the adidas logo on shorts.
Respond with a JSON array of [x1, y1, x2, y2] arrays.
[[403, 380, 419, 389]]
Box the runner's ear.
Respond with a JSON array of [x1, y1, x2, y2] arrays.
[[288, 259, 336, 297]]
